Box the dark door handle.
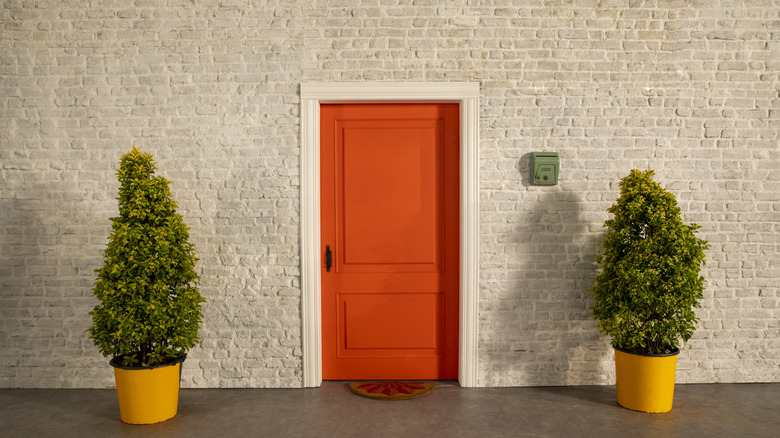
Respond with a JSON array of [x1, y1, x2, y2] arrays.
[[325, 245, 332, 272]]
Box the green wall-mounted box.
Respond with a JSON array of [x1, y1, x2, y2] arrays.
[[531, 152, 559, 185]]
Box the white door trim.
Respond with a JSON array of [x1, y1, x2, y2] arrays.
[[300, 82, 480, 387]]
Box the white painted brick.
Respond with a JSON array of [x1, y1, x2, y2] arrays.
[[1, 0, 778, 389]]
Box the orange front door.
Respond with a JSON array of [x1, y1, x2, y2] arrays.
[[321, 103, 460, 380]]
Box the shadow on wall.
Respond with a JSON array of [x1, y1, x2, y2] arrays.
[[510, 186, 612, 386], [0, 198, 52, 384], [0, 190, 111, 387]]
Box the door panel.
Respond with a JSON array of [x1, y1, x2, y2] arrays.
[[321, 103, 459, 380], [342, 124, 439, 267], [342, 293, 440, 350]]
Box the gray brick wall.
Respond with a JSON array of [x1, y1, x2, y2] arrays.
[[1, 0, 778, 388]]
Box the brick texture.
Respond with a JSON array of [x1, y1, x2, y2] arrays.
[[1, 0, 778, 388]]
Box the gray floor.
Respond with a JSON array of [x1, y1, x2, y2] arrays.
[[1, 382, 779, 437]]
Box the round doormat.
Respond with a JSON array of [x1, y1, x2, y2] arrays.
[[348, 381, 435, 401]]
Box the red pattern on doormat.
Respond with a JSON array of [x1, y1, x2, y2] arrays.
[[348, 381, 435, 400]]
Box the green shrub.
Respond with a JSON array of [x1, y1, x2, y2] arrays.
[[88, 148, 205, 367], [591, 169, 709, 355]]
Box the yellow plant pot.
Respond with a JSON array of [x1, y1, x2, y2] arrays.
[[614, 347, 678, 413], [110, 355, 185, 424]]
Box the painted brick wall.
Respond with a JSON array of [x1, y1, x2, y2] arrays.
[[1, 0, 778, 388]]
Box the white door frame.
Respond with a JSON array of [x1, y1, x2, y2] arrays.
[[300, 82, 479, 387]]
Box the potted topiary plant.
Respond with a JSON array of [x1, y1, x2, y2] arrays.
[[591, 169, 709, 413], [88, 148, 205, 424]]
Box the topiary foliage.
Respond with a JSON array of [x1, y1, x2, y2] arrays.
[[591, 169, 709, 355], [88, 148, 205, 367]]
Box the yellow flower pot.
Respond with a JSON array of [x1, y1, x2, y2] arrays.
[[110, 355, 185, 424], [614, 347, 678, 413]]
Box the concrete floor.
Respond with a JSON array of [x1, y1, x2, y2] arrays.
[[1, 382, 778, 437]]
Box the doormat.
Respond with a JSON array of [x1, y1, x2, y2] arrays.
[[348, 381, 435, 401]]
